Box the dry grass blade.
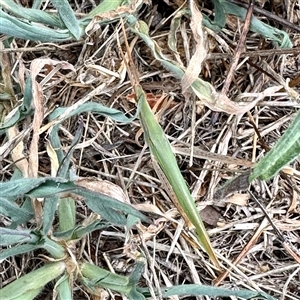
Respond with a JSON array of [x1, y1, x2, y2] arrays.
[[173, 146, 254, 167], [220, 0, 254, 97], [181, 1, 207, 93], [128, 17, 286, 115], [214, 216, 270, 286], [27, 59, 75, 225]]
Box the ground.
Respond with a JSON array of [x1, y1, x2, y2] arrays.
[[0, 1, 300, 299]]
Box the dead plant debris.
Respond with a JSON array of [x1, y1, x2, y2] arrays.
[[1, 1, 300, 299]]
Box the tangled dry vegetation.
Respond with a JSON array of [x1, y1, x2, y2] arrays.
[[1, 0, 300, 299]]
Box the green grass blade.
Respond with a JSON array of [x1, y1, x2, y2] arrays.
[[80, 262, 131, 293], [136, 85, 220, 268], [0, 244, 42, 260], [80, 261, 145, 298], [55, 275, 73, 300], [168, 8, 189, 52], [76, 188, 149, 225], [56, 118, 83, 178], [0, 196, 33, 224], [40, 236, 66, 259], [221, 0, 292, 48], [202, 0, 226, 32], [5, 177, 147, 228], [87, 0, 124, 18], [0, 177, 68, 199], [0, 262, 66, 299], [2, 287, 43, 300], [162, 284, 275, 300], [250, 110, 300, 181], [51, 0, 82, 39], [0, 10, 72, 42], [49, 102, 139, 125], [0, 228, 39, 246], [27, 180, 76, 198], [0, 72, 33, 132], [0, 0, 62, 27], [42, 194, 60, 235], [202, 0, 291, 48], [71, 221, 109, 239], [58, 197, 76, 233]]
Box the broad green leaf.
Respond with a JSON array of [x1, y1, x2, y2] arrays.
[[162, 284, 275, 300], [0, 178, 73, 233], [0, 262, 66, 299], [32, 0, 44, 9], [168, 8, 189, 53], [0, 243, 41, 260], [72, 221, 109, 239], [0, 233, 64, 260], [0, 0, 63, 27], [42, 194, 60, 235], [0, 77, 33, 132], [81, 263, 130, 288], [52, 228, 76, 240], [58, 197, 76, 233], [128, 258, 145, 285], [51, 0, 82, 39], [76, 188, 149, 225], [128, 290, 146, 300], [87, 0, 124, 18], [49, 102, 139, 124], [0, 197, 33, 224], [1, 287, 43, 300], [20, 196, 34, 216], [56, 118, 83, 178], [26, 180, 76, 198], [54, 220, 109, 240], [28, 179, 148, 226], [250, 110, 300, 181], [40, 236, 66, 259], [201, 0, 292, 48], [0, 228, 39, 246], [11, 167, 24, 180], [0, 10, 73, 42], [126, 214, 140, 233], [0, 177, 68, 200], [220, 0, 292, 48], [80, 262, 146, 299], [55, 275, 73, 300]]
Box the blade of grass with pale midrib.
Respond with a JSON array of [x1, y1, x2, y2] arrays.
[[136, 85, 220, 268]]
